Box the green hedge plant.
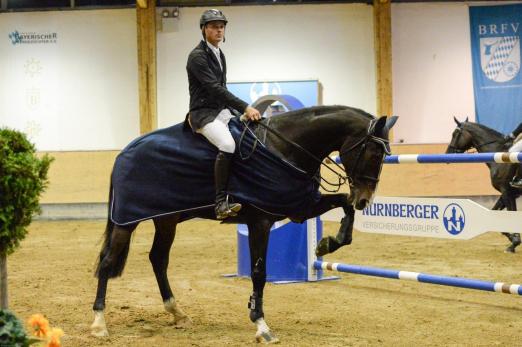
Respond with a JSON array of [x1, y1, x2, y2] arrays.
[[0, 128, 53, 309]]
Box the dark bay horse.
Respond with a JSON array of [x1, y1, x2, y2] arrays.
[[446, 117, 521, 253], [91, 105, 397, 343]]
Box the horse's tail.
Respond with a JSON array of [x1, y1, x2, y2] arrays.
[[95, 177, 130, 279]]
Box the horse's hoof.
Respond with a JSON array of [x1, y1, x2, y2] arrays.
[[90, 325, 109, 337], [315, 237, 330, 257], [504, 245, 516, 253], [91, 311, 109, 337], [255, 330, 280, 344], [173, 315, 192, 329]]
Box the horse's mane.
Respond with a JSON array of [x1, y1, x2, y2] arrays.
[[463, 121, 504, 139], [273, 105, 375, 120]]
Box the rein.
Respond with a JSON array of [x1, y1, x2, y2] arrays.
[[238, 118, 349, 192]]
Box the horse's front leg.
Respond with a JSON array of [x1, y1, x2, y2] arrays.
[[246, 217, 279, 344], [297, 193, 354, 256], [151, 215, 192, 328]]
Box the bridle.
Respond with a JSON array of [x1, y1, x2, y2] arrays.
[[447, 125, 500, 153], [239, 117, 390, 193], [338, 118, 391, 185]]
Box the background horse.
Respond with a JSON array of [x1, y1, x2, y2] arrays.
[[446, 117, 521, 253], [90, 105, 397, 343]]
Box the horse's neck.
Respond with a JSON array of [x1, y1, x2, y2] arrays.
[[266, 110, 367, 174], [468, 126, 504, 153]]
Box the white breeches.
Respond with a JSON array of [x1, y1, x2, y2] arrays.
[[509, 134, 522, 152], [197, 109, 235, 153]]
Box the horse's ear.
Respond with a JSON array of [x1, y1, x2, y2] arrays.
[[385, 116, 398, 130], [465, 116, 469, 122], [453, 116, 462, 126], [373, 116, 388, 138]]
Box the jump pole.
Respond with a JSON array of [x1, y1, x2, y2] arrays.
[[334, 152, 522, 164], [314, 261, 522, 296], [318, 152, 522, 296]]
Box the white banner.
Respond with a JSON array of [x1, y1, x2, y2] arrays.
[[355, 196, 522, 240]]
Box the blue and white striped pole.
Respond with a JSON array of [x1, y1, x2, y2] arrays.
[[334, 152, 522, 164], [314, 261, 522, 296]]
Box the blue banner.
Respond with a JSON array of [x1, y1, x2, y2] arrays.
[[469, 4, 522, 134]]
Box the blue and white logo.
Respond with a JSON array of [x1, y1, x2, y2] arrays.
[[249, 82, 282, 103], [443, 203, 466, 235], [8, 30, 57, 45], [480, 36, 520, 82], [9, 31, 22, 45]]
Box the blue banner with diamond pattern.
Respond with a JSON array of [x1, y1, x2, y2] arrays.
[[470, 4, 522, 134]]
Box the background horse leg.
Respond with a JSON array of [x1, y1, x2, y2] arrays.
[[500, 192, 521, 253], [492, 196, 513, 250], [247, 217, 279, 344], [151, 215, 192, 327], [91, 222, 136, 337]]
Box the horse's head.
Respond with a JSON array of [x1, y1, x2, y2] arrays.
[[339, 115, 397, 210], [446, 117, 471, 153]]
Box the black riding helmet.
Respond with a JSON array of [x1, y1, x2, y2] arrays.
[[200, 9, 228, 28]]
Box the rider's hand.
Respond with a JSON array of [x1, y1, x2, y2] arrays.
[[243, 106, 261, 121]]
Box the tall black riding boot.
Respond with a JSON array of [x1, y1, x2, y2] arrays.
[[215, 151, 242, 220]]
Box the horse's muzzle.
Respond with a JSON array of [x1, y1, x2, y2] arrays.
[[354, 198, 369, 210]]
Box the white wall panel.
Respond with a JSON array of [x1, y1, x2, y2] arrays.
[[392, 2, 476, 144], [0, 9, 139, 151]]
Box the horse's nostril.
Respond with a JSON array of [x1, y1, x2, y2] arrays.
[[356, 199, 369, 210]]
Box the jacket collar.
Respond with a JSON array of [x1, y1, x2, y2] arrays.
[[199, 40, 226, 75]]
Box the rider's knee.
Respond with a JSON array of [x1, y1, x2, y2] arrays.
[[218, 137, 235, 153]]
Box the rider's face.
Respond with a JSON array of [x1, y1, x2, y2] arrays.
[[204, 21, 226, 47]]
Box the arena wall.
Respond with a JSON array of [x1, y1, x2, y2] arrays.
[[39, 143, 496, 207], [3, 2, 512, 215]]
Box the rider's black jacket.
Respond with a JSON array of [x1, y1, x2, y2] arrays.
[[186, 40, 248, 130]]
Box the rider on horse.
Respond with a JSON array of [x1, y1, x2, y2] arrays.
[[507, 122, 522, 188], [186, 9, 261, 219]]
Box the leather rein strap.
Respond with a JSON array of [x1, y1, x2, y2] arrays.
[[238, 117, 350, 193]]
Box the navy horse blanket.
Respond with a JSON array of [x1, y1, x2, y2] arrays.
[[110, 118, 321, 225]]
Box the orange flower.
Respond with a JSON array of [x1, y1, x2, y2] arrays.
[[46, 327, 64, 347], [27, 314, 49, 338]]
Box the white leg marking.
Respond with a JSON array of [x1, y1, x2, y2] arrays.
[[255, 318, 280, 344], [164, 297, 192, 328], [90, 310, 109, 337]]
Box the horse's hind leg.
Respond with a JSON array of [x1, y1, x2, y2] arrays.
[[151, 215, 192, 328], [91, 222, 135, 337]]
